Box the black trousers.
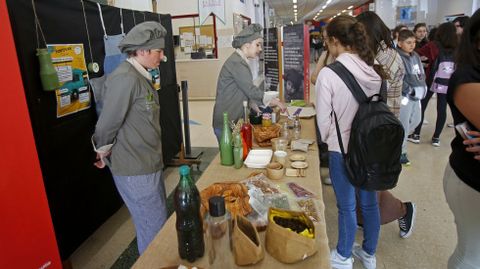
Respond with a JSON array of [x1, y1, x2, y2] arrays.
[[414, 91, 447, 139]]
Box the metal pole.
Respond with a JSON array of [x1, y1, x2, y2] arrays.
[[181, 80, 191, 155]]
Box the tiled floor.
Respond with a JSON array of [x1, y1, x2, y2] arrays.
[[70, 91, 458, 269]]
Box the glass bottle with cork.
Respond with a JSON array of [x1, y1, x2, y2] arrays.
[[174, 165, 205, 262]]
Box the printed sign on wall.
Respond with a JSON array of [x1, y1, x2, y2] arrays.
[[264, 27, 280, 92], [282, 24, 310, 103]]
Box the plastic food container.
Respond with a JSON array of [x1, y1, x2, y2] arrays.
[[244, 149, 273, 168]]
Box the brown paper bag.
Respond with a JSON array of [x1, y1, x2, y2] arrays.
[[232, 215, 264, 266], [265, 207, 317, 263]]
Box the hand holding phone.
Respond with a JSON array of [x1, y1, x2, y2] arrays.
[[456, 122, 480, 160]]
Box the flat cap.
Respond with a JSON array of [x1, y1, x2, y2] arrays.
[[119, 21, 167, 53], [232, 23, 263, 48]]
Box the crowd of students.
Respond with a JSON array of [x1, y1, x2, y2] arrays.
[[312, 10, 480, 269]]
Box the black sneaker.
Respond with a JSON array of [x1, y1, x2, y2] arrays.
[[432, 137, 440, 147], [407, 134, 420, 144], [400, 153, 411, 166], [398, 202, 416, 238]]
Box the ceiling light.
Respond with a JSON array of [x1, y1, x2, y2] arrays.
[[320, 10, 323, 12], [322, 5, 327, 9], [294, 4, 297, 8], [293, 0, 297, 3], [348, 5, 353, 9], [337, 12, 341, 16], [342, 9, 347, 13], [326, 0, 332, 4]]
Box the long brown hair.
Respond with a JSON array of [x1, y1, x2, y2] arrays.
[[326, 15, 388, 79]]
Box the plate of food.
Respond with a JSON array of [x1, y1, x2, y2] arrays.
[[289, 153, 306, 162], [291, 161, 308, 169]]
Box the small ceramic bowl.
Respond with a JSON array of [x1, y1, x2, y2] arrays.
[[266, 162, 284, 180]]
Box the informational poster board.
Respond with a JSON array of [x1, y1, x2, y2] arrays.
[[264, 27, 281, 92], [179, 24, 215, 52], [47, 44, 91, 118], [282, 24, 310, 103]]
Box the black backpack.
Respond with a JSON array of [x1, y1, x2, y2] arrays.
[[327, 61, 404, 191]]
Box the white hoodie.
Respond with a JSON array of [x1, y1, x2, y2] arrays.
[[315, 52, 382, 154]]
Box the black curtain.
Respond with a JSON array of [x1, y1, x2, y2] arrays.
[[6, 0, 181, 259]]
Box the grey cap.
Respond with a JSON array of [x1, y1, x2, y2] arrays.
[[119, 21, 167, 53], [232, 23, 263, 48]]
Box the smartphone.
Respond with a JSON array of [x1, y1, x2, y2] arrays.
[[455, 122, 475, 141]]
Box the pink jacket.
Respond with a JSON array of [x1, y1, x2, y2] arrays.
[[315, 53, 382, 153]]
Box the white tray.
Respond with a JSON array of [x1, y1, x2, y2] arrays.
[[244, 149, 273, 168]]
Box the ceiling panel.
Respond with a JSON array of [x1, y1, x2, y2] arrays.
[[266, 0, 370, 24]]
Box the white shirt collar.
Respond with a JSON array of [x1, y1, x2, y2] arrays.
[[126, 57, 152, 81], [235, 48, 249, 63]]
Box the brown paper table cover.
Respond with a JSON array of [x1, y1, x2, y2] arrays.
[[133, 117, 331, 269]]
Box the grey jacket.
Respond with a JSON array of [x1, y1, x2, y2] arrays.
[[397, 48, 427, 100], [93, 61, 163, 176], [213, 51, 264, 130]]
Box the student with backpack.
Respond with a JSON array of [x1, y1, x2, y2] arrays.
[[410, 22, 458, 147], [316, 15, 398, 269], [356, 11, 416, 239], [396, 29, 428, 165]]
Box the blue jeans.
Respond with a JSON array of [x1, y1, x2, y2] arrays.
[[329, 152, 380, 257], [113, 170, 167, 254], [214, 127, 222, 145]]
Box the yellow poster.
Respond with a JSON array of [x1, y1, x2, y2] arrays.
[[47, 44, 91, 118]]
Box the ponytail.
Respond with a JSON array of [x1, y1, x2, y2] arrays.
[[350, 22, 389, 79], [327, 15, 389, 80]]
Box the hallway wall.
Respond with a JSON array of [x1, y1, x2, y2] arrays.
[[375, 0, 476, 29]]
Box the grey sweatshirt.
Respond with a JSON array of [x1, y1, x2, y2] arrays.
[[93, 61, 163, 176], [397, 48, 427, 100]]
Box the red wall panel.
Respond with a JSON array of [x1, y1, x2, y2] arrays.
[[0, 1, 61, 268]]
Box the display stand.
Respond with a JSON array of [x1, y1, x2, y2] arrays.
[[168, 81, 203, 169]]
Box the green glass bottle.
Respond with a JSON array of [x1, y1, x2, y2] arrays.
[[174, 165, 205, 262], [220, 112, 234, 166], [36, 48, 59, 91], [233, 132, 243, 169]]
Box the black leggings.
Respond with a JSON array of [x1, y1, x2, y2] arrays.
[[414, 91, 447, 138]]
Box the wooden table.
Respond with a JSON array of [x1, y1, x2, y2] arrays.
[[133, 117, 331, 269]]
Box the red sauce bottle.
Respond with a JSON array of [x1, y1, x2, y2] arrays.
[[241, 101, 252, 156]]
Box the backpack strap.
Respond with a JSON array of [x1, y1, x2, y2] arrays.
[[332, 108, 347, 158], [327, 61, 368, 104]]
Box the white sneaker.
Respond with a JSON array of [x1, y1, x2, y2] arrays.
[[352, 243, 376, 269], [330, 249, 353, 269]]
